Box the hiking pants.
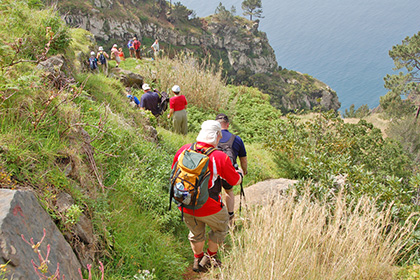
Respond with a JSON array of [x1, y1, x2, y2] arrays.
[[183, 206, 229, 244], [173, 109, 187, 135]]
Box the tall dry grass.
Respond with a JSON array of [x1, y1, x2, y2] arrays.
[[212, 191, 417, 280], [139, 53, 230, 112]]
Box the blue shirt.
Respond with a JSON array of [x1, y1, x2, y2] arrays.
[[220, 129, 247, 162], [127, 95, 140, 106], [140, 91, 160, 116]]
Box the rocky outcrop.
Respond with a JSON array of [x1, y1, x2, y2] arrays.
[[62, 13, 278, 74], [0, 190, 81, 279], [281, 88, 341, 112]]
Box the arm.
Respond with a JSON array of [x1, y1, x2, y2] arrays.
[[224, 188, 235, 213], [239, 156, 248, 175], [167, 108, 174, 118]]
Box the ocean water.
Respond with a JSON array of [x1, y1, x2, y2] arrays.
[[179, 0, 420, 111]]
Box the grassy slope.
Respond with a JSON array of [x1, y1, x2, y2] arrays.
[[0, 2, 281, 278]]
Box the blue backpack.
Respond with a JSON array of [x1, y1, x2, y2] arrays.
[[89, 57, 98, 70]]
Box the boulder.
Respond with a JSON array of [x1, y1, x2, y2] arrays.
[[0, 189, 81, 280], [110, 68, 143, 88]]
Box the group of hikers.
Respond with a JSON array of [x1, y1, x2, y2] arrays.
[[125, 83, 187, 135], [88, 36, 247, 273], [128, 82, 248, 273], [87, 36, 160, 74]]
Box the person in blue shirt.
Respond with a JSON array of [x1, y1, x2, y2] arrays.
[[215, 113, 248, 175], [140, 83, 160, 116], [127, 93, 140, 107]]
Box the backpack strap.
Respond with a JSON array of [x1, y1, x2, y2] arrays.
[[191, 143, 216, 156], [225, 134, 236, 147]]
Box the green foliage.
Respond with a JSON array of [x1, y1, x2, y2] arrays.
[[215, 2, 234, 23], [241, 0, 263, 21], [224, 85, 283, 143], [0, 0, 70, 66], [170, 2, 194, 23], [343, 104, 370, 118], [266, 111, 418, 223], [64, 204, 83, 225], [382, 31, 420, 118]]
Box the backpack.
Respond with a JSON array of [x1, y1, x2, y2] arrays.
[[89, 57, 98, 70], [133, 40, 141, 50], [217, 134, 236, 166], [127, 40, 134, 49], [99, 52, 106, 64], [169, 144, 216, 216], [155, 90, 169, 116]]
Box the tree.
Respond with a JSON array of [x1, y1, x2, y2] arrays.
[[381, 31, 420, 118], [215, 2, 233, 23], [241, 0, 263, 21], [170, 2, 193, 23]]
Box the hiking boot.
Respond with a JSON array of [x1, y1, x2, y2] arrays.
[[199, 254, 222, 270], [193, 257, 202, 272]]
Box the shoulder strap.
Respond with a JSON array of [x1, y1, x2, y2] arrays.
[[226, 134, 236, 146], [191, 143, 216, 156]]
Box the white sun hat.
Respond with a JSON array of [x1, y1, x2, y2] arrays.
[[196, 120, 222, 146], [172, 85, 181, 93]]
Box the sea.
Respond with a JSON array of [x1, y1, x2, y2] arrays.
[[179, 0, 420, 111]]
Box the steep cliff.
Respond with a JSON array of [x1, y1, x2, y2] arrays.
[[58, 0, 340, 111]]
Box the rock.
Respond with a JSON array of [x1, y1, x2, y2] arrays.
[[234, 178, 298, 211], [110, 68, 143, 88], [0, 189, 81, 280]]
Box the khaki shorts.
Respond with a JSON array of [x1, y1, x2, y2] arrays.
[[183, 207, 229, 244]]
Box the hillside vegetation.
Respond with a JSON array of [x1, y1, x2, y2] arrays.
[[1, 1, 420, 279]]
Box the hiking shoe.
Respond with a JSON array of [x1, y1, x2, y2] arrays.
[[193, 257, 202, 272], [199, 254, 222, 270]]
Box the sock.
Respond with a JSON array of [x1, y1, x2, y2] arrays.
[[207, 249, 217, 257], [194, 252, 204, 259]]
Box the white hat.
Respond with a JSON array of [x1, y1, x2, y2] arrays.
[[196, 120, 222, 146], [113, 44, 117, 48], [98, 46, 104, 51], [90, 51, 95, 56], [142, 84, 151, 91], [172, 85, 181, 93]]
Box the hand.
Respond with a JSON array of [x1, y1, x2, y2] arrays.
[[236, 168, 244, 178], [228, 212, 235, 228], [167, 114, 170, 119]]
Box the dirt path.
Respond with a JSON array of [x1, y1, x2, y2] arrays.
[[234, 178, 298, 211]]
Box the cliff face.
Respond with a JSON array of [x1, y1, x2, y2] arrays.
[[60, 0, 340, 111], [63, 11, 277, 74]]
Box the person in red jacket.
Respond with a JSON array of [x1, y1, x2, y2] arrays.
[[172, 120, 243, 272], [133, 37, 141, 59], [167, 85, 188, 135]]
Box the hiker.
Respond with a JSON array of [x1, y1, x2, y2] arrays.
[[151, 39, 159, 59], [171, 120, 244, 272], [118, 48, 125, 61], [133, 37, 141, 59], [140, 83, 160, 116], [88, 51, 98, 72], [167, 85, 188, 135], [127, 37, 135, 58], [96, 46, 109, 75], [110, 44, 121, 67], [215, 113, 248, 176], [126, 91, 140, 107]]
